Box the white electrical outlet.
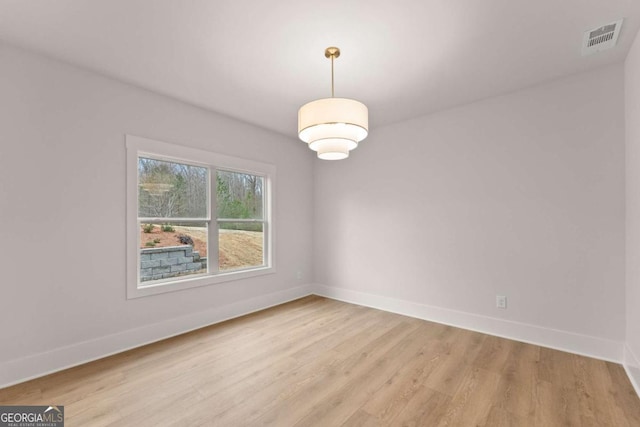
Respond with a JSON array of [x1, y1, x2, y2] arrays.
[[496, 295, 507, 309], [296, 270, 303, 280]]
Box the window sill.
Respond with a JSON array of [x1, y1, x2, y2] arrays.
[[126, 266, 276, 299]]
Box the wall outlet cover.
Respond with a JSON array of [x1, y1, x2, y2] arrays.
[[496, 295, 507, 309]]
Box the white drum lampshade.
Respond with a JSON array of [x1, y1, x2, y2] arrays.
[[298, 47, 369, 160]]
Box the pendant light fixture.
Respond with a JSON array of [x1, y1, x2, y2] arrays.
[[298, 47, 368, 160]]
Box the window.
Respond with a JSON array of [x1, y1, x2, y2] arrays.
[[126, 135, 275, 298]]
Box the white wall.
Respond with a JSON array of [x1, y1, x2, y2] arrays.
[[625, 28, 640, 393], [315, 64, 626, 360], [0, 42, 314, 386], [0, 38, 634, 388]]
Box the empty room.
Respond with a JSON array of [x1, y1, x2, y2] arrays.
[[1, 1, 640, 425]]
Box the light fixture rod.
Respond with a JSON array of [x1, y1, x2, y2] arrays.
[[325, 47, 340, 98], [331, 54, 335, 97]]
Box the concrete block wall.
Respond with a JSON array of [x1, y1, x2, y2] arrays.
[[140, 246, 205, 282]]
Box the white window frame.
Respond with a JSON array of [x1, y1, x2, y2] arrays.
[[126, 135, 276, 299]]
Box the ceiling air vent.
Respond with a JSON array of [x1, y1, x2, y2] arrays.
[[582, 19, 623, 56]]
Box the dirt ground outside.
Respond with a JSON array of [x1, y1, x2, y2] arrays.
[[140, 225, 263, 271]]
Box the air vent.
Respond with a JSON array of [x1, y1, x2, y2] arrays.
[[582, 19, 623, 56]]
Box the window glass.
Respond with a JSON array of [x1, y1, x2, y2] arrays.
[[216, 170, 263, 219], [138, 157, 208, 218], [139, 221, 208, 284], [219, 222, 264, 272]]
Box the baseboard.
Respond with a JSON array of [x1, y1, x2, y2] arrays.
[[0, 284, 314, 389], [313, 285, 623, 363], [624, 344, 640, 398], [2, 283, 627, 390]]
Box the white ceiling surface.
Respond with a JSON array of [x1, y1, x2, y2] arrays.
[[1, 0, 639, 138]]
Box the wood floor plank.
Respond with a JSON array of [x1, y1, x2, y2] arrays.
[[482, 406, 533, 427], [197, 314, 411, 426], [501, 341, 540, 389], [1, 296, 638, 427], [606, 362, 640, 425], [341, 409, 381, 427], [421, 352, 472, 397], [391, 385, 451, 426], [487, 341, 539, 421], [574, 356, 617, 426], [292, 327, 431, 426], [534, 379, 581, 426], [361, 339, 445, 423], [250, 320, 417, 426], [491, 372, 537, 420], [537, 346, 577, 389], [472, 335, 515, 374], [435, 367, 501, 426], [190, 300, 374, 394]]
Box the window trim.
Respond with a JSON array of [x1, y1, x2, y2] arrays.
[[126, 134, 276, 299]]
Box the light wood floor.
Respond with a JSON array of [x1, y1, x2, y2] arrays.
[[1, 296, 639, 426]]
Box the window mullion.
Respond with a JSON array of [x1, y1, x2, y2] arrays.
[[264, 177, 270, 267], [138, 217, 211, 223], [217, 218, 264, 223], [208, 167, 219, 274]]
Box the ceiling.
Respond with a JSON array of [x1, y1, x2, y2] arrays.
[[1, 0, 639, 138]]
